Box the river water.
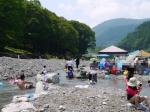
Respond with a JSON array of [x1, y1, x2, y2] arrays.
[[0, 70, 150, 110], [0, 81, 34, 110]]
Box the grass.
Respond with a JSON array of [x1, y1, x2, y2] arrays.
[[4, 46, 31, 54]]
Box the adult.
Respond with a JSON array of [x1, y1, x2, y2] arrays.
[[90, 60, 98, 70], [126, 77, 150, 111], [88, 70, 97, 84], [16, 74, 34, 90], [75, 57, 80, 69], [66, 59, 74, 71]]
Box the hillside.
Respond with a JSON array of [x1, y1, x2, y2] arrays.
[[93, 18, 149, 46], [118, 21, 150, 52], [0, 0, 95, 58]]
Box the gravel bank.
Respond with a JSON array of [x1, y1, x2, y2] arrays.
[[0, 57, 89, 80], [33, 86, 142, 112]]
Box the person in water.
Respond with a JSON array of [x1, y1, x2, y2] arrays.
[[126, 77, 150, 111], [16, 74, 34, 90]]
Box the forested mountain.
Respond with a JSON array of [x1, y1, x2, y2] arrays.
[[93, 18, 149, 46], [118, 21, 150, 52], [0, 0, 95, 57]]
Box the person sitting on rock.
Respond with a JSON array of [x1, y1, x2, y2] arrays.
[[16, 74, 34, 90], [126, 77, 150, 111]]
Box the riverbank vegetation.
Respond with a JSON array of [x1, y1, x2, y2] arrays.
[[0, 0, 95, 58]]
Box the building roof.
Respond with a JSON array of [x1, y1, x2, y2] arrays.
[[98, 45, 128, 54]]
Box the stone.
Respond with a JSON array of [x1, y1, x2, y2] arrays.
[[2, 102, 36, 112], [59, 105, 66, 111], [43, 104, 49, 109], [102, 102, 107, 105]]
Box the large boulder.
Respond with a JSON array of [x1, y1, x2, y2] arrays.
[[46, 72, 60, 84]]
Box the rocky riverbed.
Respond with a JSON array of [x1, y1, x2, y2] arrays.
[[0, 57, 150, 112], [33, 85, 144, 112], [0, 57, 89, 80]]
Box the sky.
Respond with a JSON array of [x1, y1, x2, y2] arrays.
[[39, 0, 150, 27]]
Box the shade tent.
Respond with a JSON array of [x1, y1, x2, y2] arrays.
[[97, 54, 109, 57], [126, 50, 150, 63], [98, 45, 128, 54], [137, 50, 150, 57]]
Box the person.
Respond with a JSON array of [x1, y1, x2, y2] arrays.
[[88, 70, 97, 84], [100, 68, 105, 79], [41, 65, 47, 75], [16, 74, 34, 90], [66, 68, 74, 79], [110, 65, 117, 75], [40, 65, 48, 82], [126, 77, 150, 111], [146, 80, 150, 87], [75, 57, 80, 69], [90, 60, 98, 70], [123, 68, 129, 85], [148, 80, 150, 86], [104, 68, 110, 79], [66, 59, 74, 71], [137, 81, 142, 92]]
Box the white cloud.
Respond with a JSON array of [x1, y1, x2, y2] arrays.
[[40, 0, 150, 27]]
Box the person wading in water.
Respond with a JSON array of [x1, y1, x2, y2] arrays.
[[16, 74, 34, 90]]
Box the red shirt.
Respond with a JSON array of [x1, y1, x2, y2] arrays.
[[126, 86, 138, 96]]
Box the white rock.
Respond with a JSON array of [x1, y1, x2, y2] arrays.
[[12, 96, 28, 103], [2, 102, 36, 112], [46, 72, 59, 84], [102, 102, 107, 105], [75, 85, 89, 89], [34, 82, 48, 98], [59, 105, 66, 111]]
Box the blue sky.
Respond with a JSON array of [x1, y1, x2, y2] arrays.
[[39, 0, 150, 27]]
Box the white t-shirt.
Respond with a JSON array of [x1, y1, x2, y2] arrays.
[[66, 60, 74, 66]]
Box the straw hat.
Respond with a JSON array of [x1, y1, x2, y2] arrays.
[[127, 77, 137, 87]]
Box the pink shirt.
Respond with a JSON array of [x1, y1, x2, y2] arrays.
[[126, 86, 138, 96]]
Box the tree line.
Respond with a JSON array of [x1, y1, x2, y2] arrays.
[[0, 0, 95, 58], [118, 21, 150, 52]]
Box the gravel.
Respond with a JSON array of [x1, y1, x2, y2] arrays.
[[33, 86, 142, 112], [0, 57, 89, 80]]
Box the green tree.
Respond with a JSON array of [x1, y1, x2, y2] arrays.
[[118, 21, 150, 52], [70, 21, 95, 54]]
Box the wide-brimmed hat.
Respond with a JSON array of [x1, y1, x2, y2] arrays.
[[127, 77, 137, 87]]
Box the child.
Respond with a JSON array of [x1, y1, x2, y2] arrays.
[[100, 68, 105, 79], [137, 81, 142, 93], [147, 80, 150, 87], [105, 68, 110, 79], [123, 68, 129, 85]]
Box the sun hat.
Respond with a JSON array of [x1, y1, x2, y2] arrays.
[[127, 77, 137, 87]]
